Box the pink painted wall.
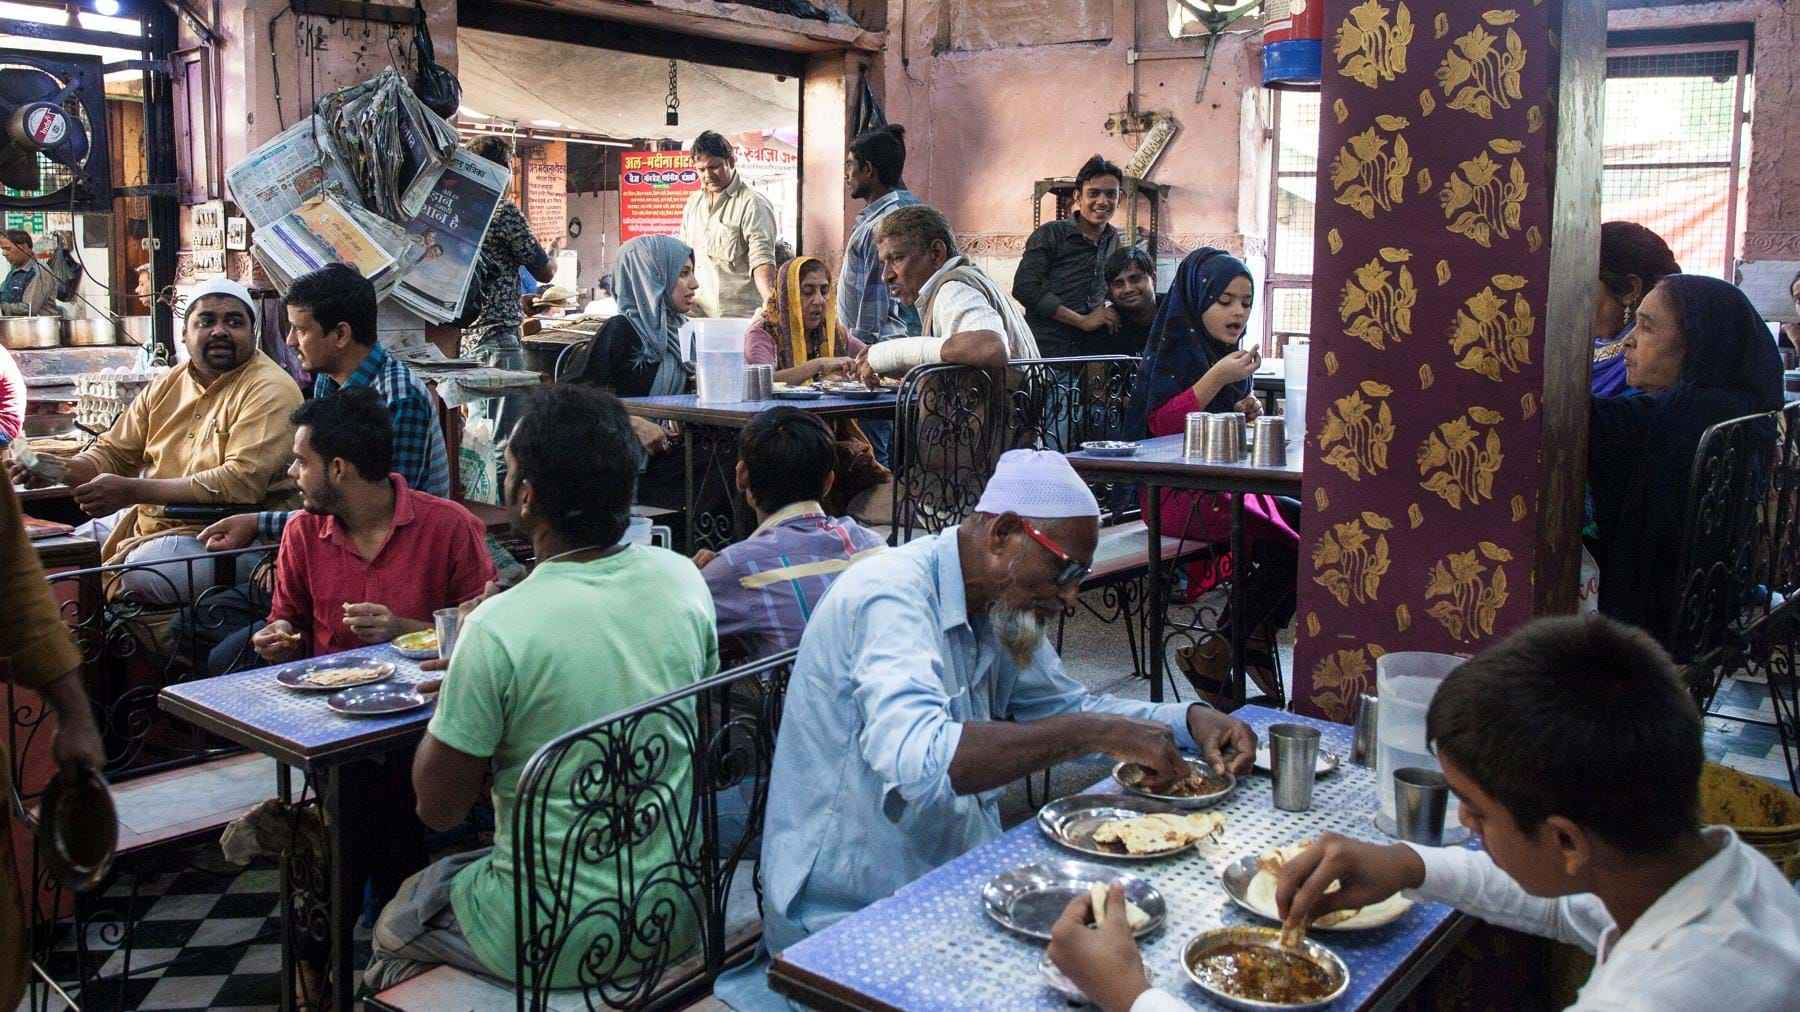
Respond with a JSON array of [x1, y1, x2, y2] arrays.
[[872, 0, 1264, 259]]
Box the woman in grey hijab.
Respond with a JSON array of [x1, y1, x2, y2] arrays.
[[572, 234, 700, 397], [569, 234, 702, 513]]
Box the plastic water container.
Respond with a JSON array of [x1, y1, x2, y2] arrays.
[[1282, 338, 1309, 454], [1374, 651, 1465, 827], [683, 318, 752, 403]]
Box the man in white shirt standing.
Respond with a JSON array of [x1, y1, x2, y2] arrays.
[[857, 204, 1039, 379], [1049, 614, 1800, 1012]]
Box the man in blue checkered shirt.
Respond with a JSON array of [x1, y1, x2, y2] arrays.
[[199, 265, 449, 552], [189, 266, 452, 673]]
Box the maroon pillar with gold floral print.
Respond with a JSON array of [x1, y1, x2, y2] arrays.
[[1290, 0, 1604, 721]]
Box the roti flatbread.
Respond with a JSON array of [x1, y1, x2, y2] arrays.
[[1087, 883, 1151, 931], [1091, 811, 1227, 854], [1247, 841, 1413, 929], [303, 665, 384, 688]]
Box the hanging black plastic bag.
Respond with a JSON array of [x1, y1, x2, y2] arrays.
[[412, 0, 461, 120]]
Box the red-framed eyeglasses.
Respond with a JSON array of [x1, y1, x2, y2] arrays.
[[1018, 518, 1090, 588]]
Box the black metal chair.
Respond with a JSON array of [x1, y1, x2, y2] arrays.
[[15, 543, 283, 1011], [367, 650, 797, 1012], [1668, 404, 1800, 791]]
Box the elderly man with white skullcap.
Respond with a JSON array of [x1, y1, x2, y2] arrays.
[[6, 278, 302, 601], [717, 450, 1255, 1010]]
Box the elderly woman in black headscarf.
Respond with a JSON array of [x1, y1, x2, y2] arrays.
[[1588, 275, 1783, 644]]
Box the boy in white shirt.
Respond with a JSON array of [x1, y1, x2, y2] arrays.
[[1050, 615, 1800, 1011]]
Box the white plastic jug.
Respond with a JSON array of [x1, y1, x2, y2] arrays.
[[683, 318, 752, 404], [1374, 651, 1465, 826], [1282, 338, 1309, 454]]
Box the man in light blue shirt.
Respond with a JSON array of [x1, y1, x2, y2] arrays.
[[716, 450, 1256, 1009]]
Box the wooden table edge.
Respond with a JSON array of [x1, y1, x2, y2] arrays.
[[768, 954, 904, 1012]]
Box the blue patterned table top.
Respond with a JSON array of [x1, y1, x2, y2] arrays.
[[778, 708, 1468, 1010], [158, 644, 436, 768], [623, 391, 896, 425]]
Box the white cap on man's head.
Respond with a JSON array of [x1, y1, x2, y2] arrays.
[[975, 449, 1100, 519], [185, 277, 258, 331]]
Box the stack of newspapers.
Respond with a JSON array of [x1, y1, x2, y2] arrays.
[[225, 72, 508, 324]]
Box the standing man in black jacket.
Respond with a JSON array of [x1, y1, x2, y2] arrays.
[[1013, 156, 1124, 359]]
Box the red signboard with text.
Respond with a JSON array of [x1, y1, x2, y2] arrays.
[[619, 151, 701, 241]]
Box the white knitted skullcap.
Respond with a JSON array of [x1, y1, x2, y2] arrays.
[[975, 449, 1100, 519], [186, 277, 259, 331]]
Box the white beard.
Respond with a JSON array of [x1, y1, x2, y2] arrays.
[[989, 604, 1049, 668]]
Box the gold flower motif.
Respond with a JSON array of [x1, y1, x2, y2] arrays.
[[1435, 22, 1526, 120], [1418, 407, 1504, 509], [1331, 124, 1413, 220], [1425, 542, 1513, 643], [1336, 0, 1415, 89], [1449, 275, 1536, 381], [1318, 380, 1397, 481], [1339, 253, 1417, 350], [1311, 511, 1393, 607], [1440, 150, 1528, 248], [1310, 647, 1373, 723]]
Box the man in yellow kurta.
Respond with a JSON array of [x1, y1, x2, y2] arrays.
[[7, 278, 302, 601], [0, 479, 103, 1010]]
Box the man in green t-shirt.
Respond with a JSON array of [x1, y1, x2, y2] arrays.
[[364, 385, 718, 991]]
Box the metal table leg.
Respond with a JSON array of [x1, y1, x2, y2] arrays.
[[1229, 495, 1247, 708], [1147, 489, 1165, 704], [277, 764, 295, 1012], [326, 765, 354, 1012]]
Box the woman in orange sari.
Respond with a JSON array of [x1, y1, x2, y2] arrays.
[[743, 257, 892, 524]]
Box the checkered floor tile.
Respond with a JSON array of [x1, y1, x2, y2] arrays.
[[22, 842, 372, 1012]]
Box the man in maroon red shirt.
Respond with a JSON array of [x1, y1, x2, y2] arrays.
[[252, 387, 494, 663], [245, 386, 493, 1003]]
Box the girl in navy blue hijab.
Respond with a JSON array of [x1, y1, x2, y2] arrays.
[[1589, 274, 1783, 645], [1124, 248, 1299, 702]]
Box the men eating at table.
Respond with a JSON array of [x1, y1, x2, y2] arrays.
[[716, 449, 1255, 1009], [4, 277, 302, 602], [244, 387, 493, 1003], [696, 406, 886, 661], [1047, 615, 1800, 1011], [364, 384, 718, 991], [250, 387, 493, 664], [857, 204, 1040, 379]]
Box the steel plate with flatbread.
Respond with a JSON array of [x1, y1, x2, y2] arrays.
[[771, 386, 823, 400], [276, 660, 395, 692], [818, 382, 883, 399], [1080, 440, 1140, 458], [981, 860, 1164, 941], [326, 683, 430, 718], [1219, 853, 1413, 931], [1037, 793, 1201, 860]]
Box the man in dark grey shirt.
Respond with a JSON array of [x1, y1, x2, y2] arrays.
[[1013, 156, 1124, 359]]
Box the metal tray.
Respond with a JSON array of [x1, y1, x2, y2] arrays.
[[1113, 758, 1237, 809], [1036, 793, 1196, 860], [819, 383, 883, 399], [1181, 925, 1349, 1011], [1252, 746, 1341, 777], [326, 683, 430, 718], [980, 860, 1164, 942], [275, 660, 395, 692], [1218, 853, 1413, 931], [771, 387, 824, 400], [1079, 440, 1140, 457]]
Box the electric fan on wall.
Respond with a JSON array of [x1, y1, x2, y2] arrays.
[[0, 51, 112, 213]]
